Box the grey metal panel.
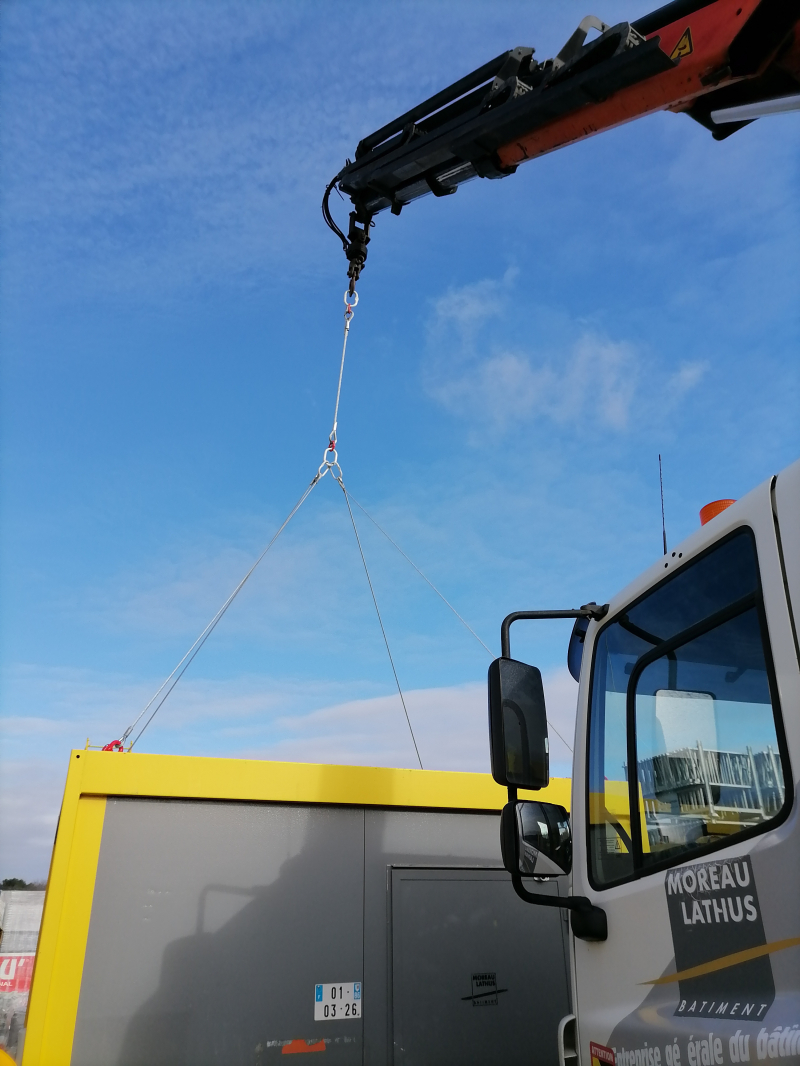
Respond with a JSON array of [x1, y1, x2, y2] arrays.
[[73, 799, 571, 1066], [362, 810, 504, 1066], [72, 799, 365, 1066], [390, 868, 570, 1066]]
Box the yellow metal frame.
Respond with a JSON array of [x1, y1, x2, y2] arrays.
[[23, 750, 570, 1065]]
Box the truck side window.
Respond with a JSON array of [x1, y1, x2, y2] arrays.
[[587, 529, 789, 888], [588, 622, 644, 885]]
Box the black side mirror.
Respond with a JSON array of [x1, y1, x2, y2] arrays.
[[500, 801, 572, 876], [488, 658, 549, 790]]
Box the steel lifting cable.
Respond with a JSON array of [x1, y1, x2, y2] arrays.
[[342, 488, 494, 657], [341, 488, 574, 755], [111, 284, 562, 764], [339, 480, 424, 770], [327, 290, 356, 457], [114, 290, 360, 752], [116, 287, 424, 767], [123, 474, 324, 750], [321, 292, 424, 769]]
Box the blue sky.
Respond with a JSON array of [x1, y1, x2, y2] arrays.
[[1, 0, 798, 878]]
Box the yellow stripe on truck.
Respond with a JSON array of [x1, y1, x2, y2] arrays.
[[643, 936, 800, 986]]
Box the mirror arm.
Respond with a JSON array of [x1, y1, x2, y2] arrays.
[[510, 873, 569, 909], [500, 604, 608, 658], [510, 874, 608, 942], [508, 784, 606, 942]]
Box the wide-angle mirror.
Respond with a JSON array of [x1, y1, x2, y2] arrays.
[[488, 657, 549, 790], [500, 800, 572, 876]]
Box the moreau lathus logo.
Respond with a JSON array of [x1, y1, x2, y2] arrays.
[[461, 972, 508, 1007], [665, 857, 774, 1020]]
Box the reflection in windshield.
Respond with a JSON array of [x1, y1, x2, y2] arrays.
[[634, 606, 784, 868], [588, 529, 787, 886]]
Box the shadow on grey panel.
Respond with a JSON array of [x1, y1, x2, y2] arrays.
[[72, 800, 364, 1066]]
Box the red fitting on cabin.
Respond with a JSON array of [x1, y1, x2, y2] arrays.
[[102, 740, 125, 752], [699, 499, 736, 526]]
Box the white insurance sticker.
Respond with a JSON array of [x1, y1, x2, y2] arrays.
[[314, 982, 361, 1021]]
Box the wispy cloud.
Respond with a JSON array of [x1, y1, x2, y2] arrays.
[[0, 665, 577, 879], [426, 339, 636, 432], [422, 272, 710, 436], [666, 360, 709, 399], [251, 666, 577, 771], [0, 2, 406, 301], [0, 3, 583, 305], [0, 760, 65, 881]]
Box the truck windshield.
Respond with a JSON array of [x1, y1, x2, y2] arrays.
[[587, 528, 789, 888]]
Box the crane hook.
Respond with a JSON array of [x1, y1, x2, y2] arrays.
[[322, 175, 373, 293]]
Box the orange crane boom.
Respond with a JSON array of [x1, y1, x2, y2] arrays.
[[325, 0, 800, 287]]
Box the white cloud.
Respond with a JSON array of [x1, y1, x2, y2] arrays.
[[429, 271, 515, 333], [0, 666, 577, 879], [554, 333, 640, 431], [423, 271, 717, 436], [425, 326, 639, 433], [0, 760, 64, 882], [249, 668, 577, 775], [666, 360, 709, 399]]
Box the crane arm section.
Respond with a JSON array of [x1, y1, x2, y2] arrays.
[[329, 0, 800, 242]]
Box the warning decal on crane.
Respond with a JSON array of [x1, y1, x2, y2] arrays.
[[669, 28, 694, 61]]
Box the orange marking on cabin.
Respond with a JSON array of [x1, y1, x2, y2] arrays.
[[282, 1039, 327, 1054]]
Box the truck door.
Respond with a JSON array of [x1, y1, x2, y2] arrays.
[[569, 517, 799, 1066]]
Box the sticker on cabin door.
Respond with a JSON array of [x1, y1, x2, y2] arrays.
[[591, 1041, 616, 1066], [665, 857, 775, 1019]]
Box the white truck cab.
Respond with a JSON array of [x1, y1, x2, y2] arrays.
[[491, 459, 800, 1066]]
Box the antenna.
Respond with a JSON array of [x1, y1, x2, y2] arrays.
[[659, 454, 668, 556]]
